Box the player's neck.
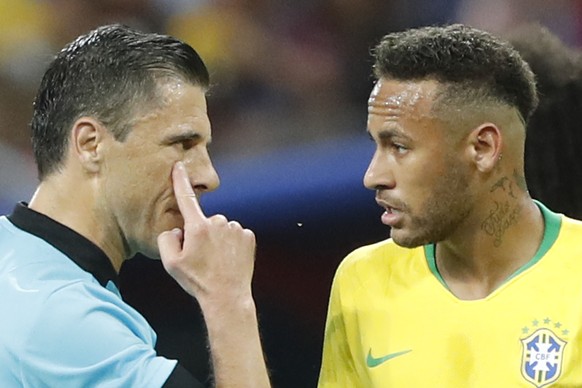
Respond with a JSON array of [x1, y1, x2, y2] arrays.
[[434, 196, 544, 300]]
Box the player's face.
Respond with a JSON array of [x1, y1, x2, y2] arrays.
[[364, 78, 474, 247], [100, 81, 219, 258]]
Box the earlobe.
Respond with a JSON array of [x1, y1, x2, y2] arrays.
[[468, 123, 502, 172], [72, 117, 104, 173]]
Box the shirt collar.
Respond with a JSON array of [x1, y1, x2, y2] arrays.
[[7, 202, 119, 288]]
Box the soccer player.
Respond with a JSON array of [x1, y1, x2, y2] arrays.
[[0, 24, 270, 387], [318, 24, 582, 386]]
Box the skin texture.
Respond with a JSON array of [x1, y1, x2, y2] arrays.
[[365, 78, 544, 300], [365, 79, 474, 248], [97, 82, 219, 266], [28, 79, 271, 387], [159, 162, 269, 388], [30, 82, 219, 270]]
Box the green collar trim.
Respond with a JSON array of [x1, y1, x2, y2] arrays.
[[425, 243, 446, 288], [424, 200, 561, 290]]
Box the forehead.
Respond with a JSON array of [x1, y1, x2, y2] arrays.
[[368, 78, 439, 114], [131, 81, 211, 138], [367, 78, 441, 134]]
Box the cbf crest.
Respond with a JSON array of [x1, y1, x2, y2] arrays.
[[520, 320, 568, 388]]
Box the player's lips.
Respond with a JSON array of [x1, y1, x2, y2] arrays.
[[376, 198, 403, 226]]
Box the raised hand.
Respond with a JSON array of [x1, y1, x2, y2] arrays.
[[157, 161, 256, 308], [157, 161, 270, 387]]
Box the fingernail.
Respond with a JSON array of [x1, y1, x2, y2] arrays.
[[176, 161, 185, 170]]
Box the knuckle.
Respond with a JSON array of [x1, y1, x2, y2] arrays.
[[187, 222, 211, 238], [243, 229, 256, 246], [228, 220, 241, 229], [243, 228, 255, 239], [209, 214, 228, 225]]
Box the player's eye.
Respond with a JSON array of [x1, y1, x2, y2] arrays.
[[393, 143, 408, 153]]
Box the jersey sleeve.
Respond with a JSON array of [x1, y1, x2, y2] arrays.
[[18, 280, 195, 388], [163, 364, 205, 388], [317, 262, 361, 387]]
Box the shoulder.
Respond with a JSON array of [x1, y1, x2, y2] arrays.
[[559, 214, 582, 231], [0, 218, 182, 387], [337, 238, 419, 275], [0, 215, 102, 290], [0, 263, 172, 386], [0, 217, 155, 360], [0, 215, 78, 267], [332, 239, 423, 292], [554, 214, 582, 250], [540, 200, 582, 244]]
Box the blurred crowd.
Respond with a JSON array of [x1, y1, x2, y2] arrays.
[[2, 0, 580, 213], [2, 1, 582, 386]]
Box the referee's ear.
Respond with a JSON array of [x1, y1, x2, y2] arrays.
[[71, 117, 106, 174]]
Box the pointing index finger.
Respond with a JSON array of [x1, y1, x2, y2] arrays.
[[172, 161, 206, 222]]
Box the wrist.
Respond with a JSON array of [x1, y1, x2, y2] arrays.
[[198, 292, 257, 321]]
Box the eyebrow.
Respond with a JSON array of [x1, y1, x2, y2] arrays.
[[161, 131, 211, 145], [369, 127, 410, 142]]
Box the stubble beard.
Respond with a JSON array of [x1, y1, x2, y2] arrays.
[[391, 158, 473, 248]]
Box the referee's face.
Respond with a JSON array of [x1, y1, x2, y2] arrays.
[[99, 81, 220, 259]]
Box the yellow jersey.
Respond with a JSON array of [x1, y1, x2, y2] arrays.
[[319, 203, 582, 387]]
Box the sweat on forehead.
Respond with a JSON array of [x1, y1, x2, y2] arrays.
[[371, 24, 538, 123], [368, 79, 438, 111]]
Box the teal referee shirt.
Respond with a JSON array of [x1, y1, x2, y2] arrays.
[[0, 204, 202, 387]]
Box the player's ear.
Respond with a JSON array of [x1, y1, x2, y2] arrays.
[[71, 117, 107, 173], [466, 123, 502, 173]]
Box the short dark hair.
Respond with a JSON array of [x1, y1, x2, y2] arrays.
[[31, 24, 210, 180], [507, 24, 582, 218], [372, 24, 538, 124]]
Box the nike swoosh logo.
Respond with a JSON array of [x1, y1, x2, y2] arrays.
[[366, 348, 412, 368]]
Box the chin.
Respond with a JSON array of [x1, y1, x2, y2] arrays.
[[134, 237, 163, 260], [391, 231, 430, 249], [137, 248, 161, 260]]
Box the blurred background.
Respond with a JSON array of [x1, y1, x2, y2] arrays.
[[1, 1, 581, 386]]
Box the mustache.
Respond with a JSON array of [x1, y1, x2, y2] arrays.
[[375, 195, 409, 212]]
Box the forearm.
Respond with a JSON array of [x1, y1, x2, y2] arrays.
[[159, 163, 270, 387], [201, 297, 271, 388]]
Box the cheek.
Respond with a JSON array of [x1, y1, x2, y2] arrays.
[[399, 158, 438, 188], [142, 166, 174, 205], [113, 161, 171, 206], [129, 153, 173, 184], [105, 143, 177, 199], [401, 159, 448, 203]]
